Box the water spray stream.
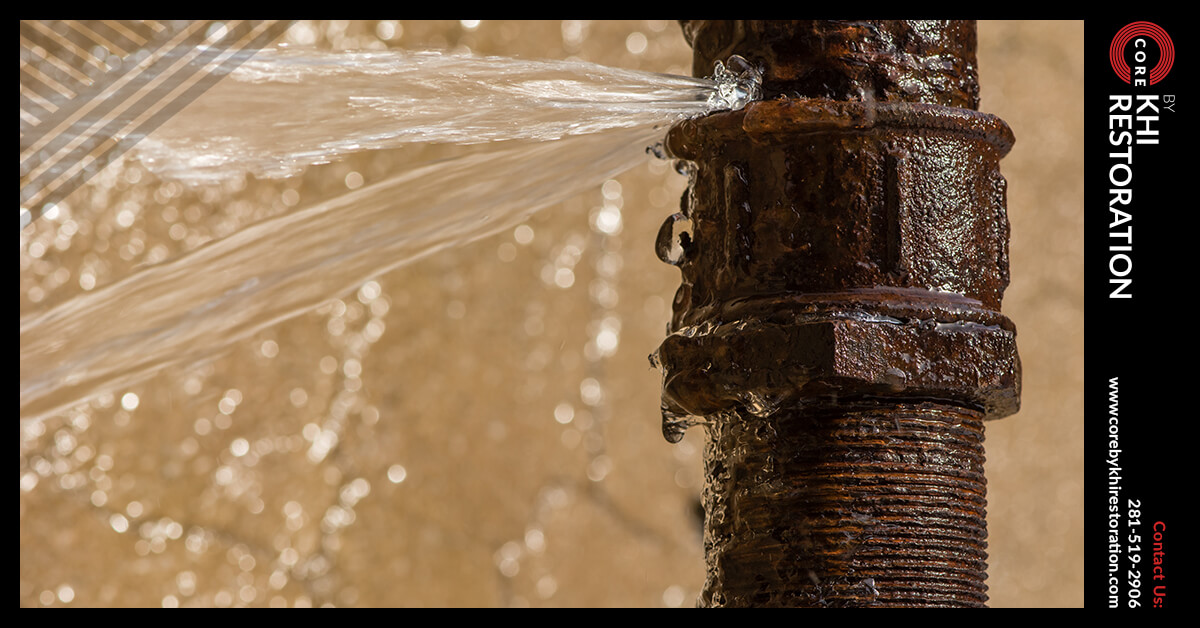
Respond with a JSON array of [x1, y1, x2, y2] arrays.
[[20, 49, 761, 423], [131, 49, 740, 183]]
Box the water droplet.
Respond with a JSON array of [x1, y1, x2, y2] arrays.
[[883, 367, 907, 391], [647, 351, 661, 369], [661, 410, 703, 444], [655, 212, 693, 266], [645, 142, 667, 160], [740, 391, 780, 418], [662, 419, 687, 444]]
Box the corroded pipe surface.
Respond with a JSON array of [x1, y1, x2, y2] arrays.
[[680, 20, 981, 107], [655, 20, 1020, 607], [702, 402, 989, 607]]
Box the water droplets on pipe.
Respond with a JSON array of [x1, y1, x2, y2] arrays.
[[655, 212, 693, 266]]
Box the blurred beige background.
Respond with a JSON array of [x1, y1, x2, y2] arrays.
[[19, 20, 1083, 607]]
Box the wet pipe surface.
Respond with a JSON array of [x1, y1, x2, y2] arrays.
[[656, 20, 1019, 607], [700, 402, 989, 607]]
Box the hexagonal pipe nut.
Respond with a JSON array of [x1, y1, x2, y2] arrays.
[[656, 312, 1020, 422]]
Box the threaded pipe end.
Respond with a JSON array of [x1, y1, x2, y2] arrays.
[[699, 400, 989, 607]]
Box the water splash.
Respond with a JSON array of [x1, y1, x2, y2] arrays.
[[20, 50, 762, 422], [706, 55, 762, 111]]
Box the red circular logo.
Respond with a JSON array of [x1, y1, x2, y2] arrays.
[[1110, 21, 1174, 85]]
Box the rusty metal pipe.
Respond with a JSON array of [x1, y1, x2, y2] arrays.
[[654, 20, 1020, 607]]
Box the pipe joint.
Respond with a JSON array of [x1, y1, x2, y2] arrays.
[[656, 20, 1021, 607]]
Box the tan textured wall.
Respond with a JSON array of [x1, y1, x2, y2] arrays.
[[19, 20, 1083, 607]]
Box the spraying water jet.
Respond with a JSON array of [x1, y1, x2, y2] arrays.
[[20, 48, 749, 423]]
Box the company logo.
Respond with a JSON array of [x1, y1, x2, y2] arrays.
[[1110, 21, 1174, 85]]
